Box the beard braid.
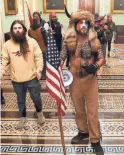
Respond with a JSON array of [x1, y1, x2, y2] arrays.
[[11, 31, 29, 60]]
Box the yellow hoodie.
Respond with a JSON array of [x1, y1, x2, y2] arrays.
[[2, 36, 43, 82]]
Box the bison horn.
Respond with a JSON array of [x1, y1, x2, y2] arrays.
[[64, 4, 71, 18]]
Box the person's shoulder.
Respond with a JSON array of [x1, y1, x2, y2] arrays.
[[3, 39, 13, 47], [27, 36, 39, 45], [40, 26, 45, 31], [47, 21, 50, 25], [41, 19, 46, 25], [27, 36, 36, 42], [4, 39, 11, 44], [44, 22, 50, 31], [57, 21, 61, 25], [42, 19, 46, 23], [28, 26, 33, 31]]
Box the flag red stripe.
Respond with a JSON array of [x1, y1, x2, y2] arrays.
[[46, 86, 64, 104], [46, 61, 66, 116], [46, 76, 60, 92], [47, 84, 66, 110], [46, 76, 65, 105], [47, 65, 66, 99], [47, 67, 60, 81]]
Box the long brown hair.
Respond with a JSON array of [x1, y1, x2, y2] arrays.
[[10, 20, 30, 60]]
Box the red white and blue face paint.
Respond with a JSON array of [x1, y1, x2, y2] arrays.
[[76, 19, 89, 35]]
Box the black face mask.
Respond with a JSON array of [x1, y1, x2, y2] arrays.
[[31, 19, 41, 30]]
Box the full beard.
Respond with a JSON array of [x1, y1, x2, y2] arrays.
[[77, 28, 88, 36], [11, 31, 29, 59], [11, 31, 26, 43], [51, 19, 57, 23], [51, 19, 58, 27]]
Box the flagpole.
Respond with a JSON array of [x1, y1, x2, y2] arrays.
[[57, 103, 67, 155], [22, 0, 26, 25]]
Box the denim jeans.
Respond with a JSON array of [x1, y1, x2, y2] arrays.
[[12, 78, 42, 117], [101, 44, 107, 58], [107, 38, 112, 52]]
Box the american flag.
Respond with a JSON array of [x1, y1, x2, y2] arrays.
[[46, 32, 66, 116]]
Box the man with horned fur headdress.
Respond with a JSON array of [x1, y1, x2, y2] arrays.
[[60, 7, 105, 155]]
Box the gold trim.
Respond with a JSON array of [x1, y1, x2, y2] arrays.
[[111, 0, 124, 14], [4, 0, 18, 15], [43, 0, 67, 13]]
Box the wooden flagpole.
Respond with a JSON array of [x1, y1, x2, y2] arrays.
[[22, 0, 25, 23], [57, 103, 67, 155], [57, 27, 67, 155]]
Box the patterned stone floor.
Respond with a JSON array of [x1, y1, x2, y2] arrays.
[[2, 78, 124, 92], [1, 44, 124, 155], [2, 144, 124, 155], [1, 93, 124, 113], [1, 119, 124, 139]]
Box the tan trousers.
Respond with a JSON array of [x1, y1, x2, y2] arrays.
[[70, 74, 101, 143]]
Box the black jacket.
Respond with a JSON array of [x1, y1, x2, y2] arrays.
[[97, 29, 107, 44]]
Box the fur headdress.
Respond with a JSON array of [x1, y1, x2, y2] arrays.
[[64, 6, 101, 52]]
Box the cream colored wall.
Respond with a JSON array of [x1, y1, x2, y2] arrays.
[[2, 0, 124, 33], [1, 0, 37, 33], [2, 0, 24, 33], [35, 0, 78, 31], [2, 0, 78, 33], [99, 0, 124, 25], [0, 0, 4, 53]]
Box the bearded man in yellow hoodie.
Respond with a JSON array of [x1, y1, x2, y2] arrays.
[[2, 20, 45, 130]]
